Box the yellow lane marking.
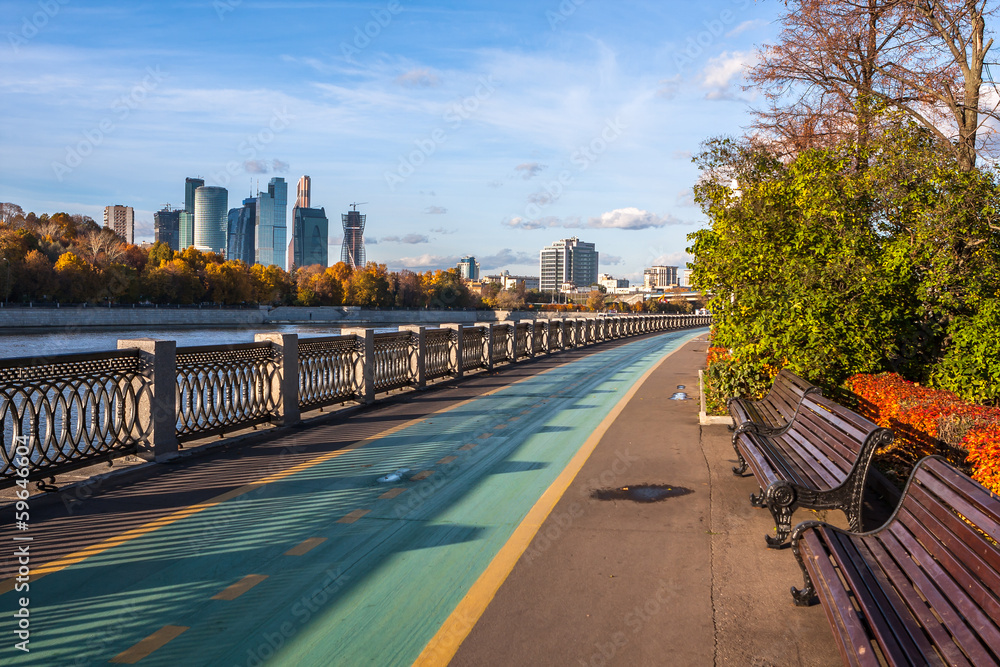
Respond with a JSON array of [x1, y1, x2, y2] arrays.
[[458, 444, 476, 451], [211, 574, 268, 601], [437, 456, 457, 465], [109, 625, 188, 664], [477, 433, 491, 440], [411, 471, 435, 481], [412, 339, 689, 666], [379, 488, 408, 499], [285, 538, 327, 556], [337, 509, 370, 524]]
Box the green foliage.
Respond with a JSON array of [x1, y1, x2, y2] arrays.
[[930, 298, 1000, 404], [689, 120, 1000, 399]]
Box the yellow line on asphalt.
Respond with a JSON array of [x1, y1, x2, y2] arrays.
[[411, 340, 689, 666], [0, 347, 607, 594], [109, 624, 189, 664], [211, 574, 269, 601], [284, 537, 327, 556], [337, 509, 370, 524]]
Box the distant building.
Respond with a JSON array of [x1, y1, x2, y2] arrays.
[[679, 268, 693, 288], [291, 206, 329, 268], [341, 206, 366, 269], [194, 186, 228, 254], [598, 273, 628, 291], [643, 265, 678, 290], [296, 175, 311, 208], [227, 197, 256, 265], [539, 236, 598, 293], [256, 177, 288, 268], [457, 256, 480, 281], [484, 270, 539, 291], [180, 177, 204, 249], [103, 205, 134, 244], [153, 207, 181, 250]]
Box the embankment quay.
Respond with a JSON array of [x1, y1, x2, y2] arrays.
[[0, 315, 842, 665], [0, 304, 611, 331]]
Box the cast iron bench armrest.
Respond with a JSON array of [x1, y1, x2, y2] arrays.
[[789, 456, 1000, 666], [727, 368, 822, 438], [733, 392, 893, 548]]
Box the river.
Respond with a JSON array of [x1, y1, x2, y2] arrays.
[[0, 324, 397, 360]]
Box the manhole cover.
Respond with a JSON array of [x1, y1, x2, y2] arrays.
[[591, 484, 693, 503]]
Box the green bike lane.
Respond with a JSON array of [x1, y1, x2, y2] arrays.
[[1, 329, 704, 666]]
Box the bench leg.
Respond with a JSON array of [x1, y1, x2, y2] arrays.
[[732, 449, 749, 476], [764, 484, 796, 549], [789, 521, 824, 606], [750, 487, 765, 507]]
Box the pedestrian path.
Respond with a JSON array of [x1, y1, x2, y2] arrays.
[[0, 330, 703, 666]]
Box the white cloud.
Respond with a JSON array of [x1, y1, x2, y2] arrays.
[[677, 189, 696, 206], [603, 254, 624, 265], [700, 51, 756, 100], [504, 208, 689, 231], [395, 68, 441, 88], [515, 162, 546, 179], [650, 250, 694, 267], [381, 234, 430, 244], [424, 206, 447, 214], [726, 19, 768, 38]]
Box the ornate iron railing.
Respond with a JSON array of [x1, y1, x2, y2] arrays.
[[298, 335, 362, 410], [533, 321, 546, 354], [492, 324, 512, 364], [175, 342, 279, 442], [425, 328, 453, 380], [515, 323, 530, 358], [0, 350, 149, 486], [462, 327, 486, 372], [372, 331, 415, 393]]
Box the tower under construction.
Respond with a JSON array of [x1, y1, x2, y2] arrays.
[[341, 204, 366, 269]]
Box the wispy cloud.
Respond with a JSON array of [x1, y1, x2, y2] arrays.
[[395, 68, 441, 88], [726, 19, 767, 38], [515, 162, 546, 180], [603, 254, 624, 265], [701, 51, 756, 101], [424, 206, 447, 214], [504, 207, 689, 230], [381, 234, 430, 244]]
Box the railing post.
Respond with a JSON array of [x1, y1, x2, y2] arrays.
[[117, 338, 178, 462], [442, 323, 464, 379], [499, 320, 515, 362], [476, 322, 494, 371], [342, 328, 375, 404], [254, 333, 300, 426], [400, 325, 426, 389], [550, 318, 563, 350]]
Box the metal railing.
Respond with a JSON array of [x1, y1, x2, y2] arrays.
[[0, 313, 712, 487]]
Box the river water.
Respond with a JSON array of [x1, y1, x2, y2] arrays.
[[0, 324, 401, 361]]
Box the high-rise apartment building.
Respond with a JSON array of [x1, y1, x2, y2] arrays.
[[103, 205, 134, 244], [179, 177, 204, 249], [457, 256, 480, 281], [539, 236, 598, 293], [643, 265, 678, 290], [256, 177, 288, 268], [153, 207, 181, 250], [291, 206, 329, 268], [341, 206, 366, 269], [194, 186, 228, 254], [296, 175, 311, 208], [227, 197, 256, 265]]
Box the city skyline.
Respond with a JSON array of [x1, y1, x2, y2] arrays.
[[0, 1, 780, 284]]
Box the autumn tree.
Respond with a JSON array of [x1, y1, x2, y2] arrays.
[[586, 290, 606, 312]]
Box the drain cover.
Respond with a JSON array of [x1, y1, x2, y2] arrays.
[[591, 484, 693, 503], [668, 392, 688, 400]]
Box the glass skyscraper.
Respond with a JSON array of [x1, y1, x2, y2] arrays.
[[227, 197, 256, 265], [291, 206, 329, 268], [180, 177, 204, 250], [256, 177, 287, 269], [341, 208, 366, 269], [194, 186, 228, 254], [154, 207, 181, 250]]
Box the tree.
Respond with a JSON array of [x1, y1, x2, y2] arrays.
[[586, 290, 606, 312], [19, 250, 56, 301], [0, 203, 24, 227], [54, 252, 98, 303], [143, 259, 205, 304], [146, 240, 174, 268], [347, 263, 392, 307], [748, 0, 998, 169], [250, 263, 294, 305], [205, 261, 254, 304]]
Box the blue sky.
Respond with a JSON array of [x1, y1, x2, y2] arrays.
[[0, 0, 779, 283]]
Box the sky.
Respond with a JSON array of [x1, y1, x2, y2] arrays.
[[0, 0, 780, 284]]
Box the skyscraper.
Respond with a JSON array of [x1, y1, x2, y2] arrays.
[[296, 175, 311, 208], [291, 206, 329, 268], [103, 205, 134, 244], [227, 197, 256, 265], [539, 237, 599, 293], [194, 186, 228, 254], [179, 177, 204, 249], [341, 205, 366, 269], [256, 177, 287, 268], [154, 206, 181, 250], [457, 256, 480, 280]]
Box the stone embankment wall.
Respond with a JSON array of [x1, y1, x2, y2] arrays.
[[0, 306, 596, 330]]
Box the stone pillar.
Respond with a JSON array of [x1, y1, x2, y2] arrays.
[[400, 325, 426, 389], [254, 333, 300, 426], [118, 338, 178, 462], [342, 328, 375, 404], [476, 322, 494, 372], [442, 324, 464, 379]]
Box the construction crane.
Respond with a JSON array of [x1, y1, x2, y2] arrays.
[[349, 202, 368, 211]]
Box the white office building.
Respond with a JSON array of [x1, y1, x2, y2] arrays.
[[539, 237, 598, 293]]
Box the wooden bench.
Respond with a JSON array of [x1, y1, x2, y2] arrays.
[[728, 368, 822, 438], [789, 456, 1000, 665], [732, 392, 894, 548]]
